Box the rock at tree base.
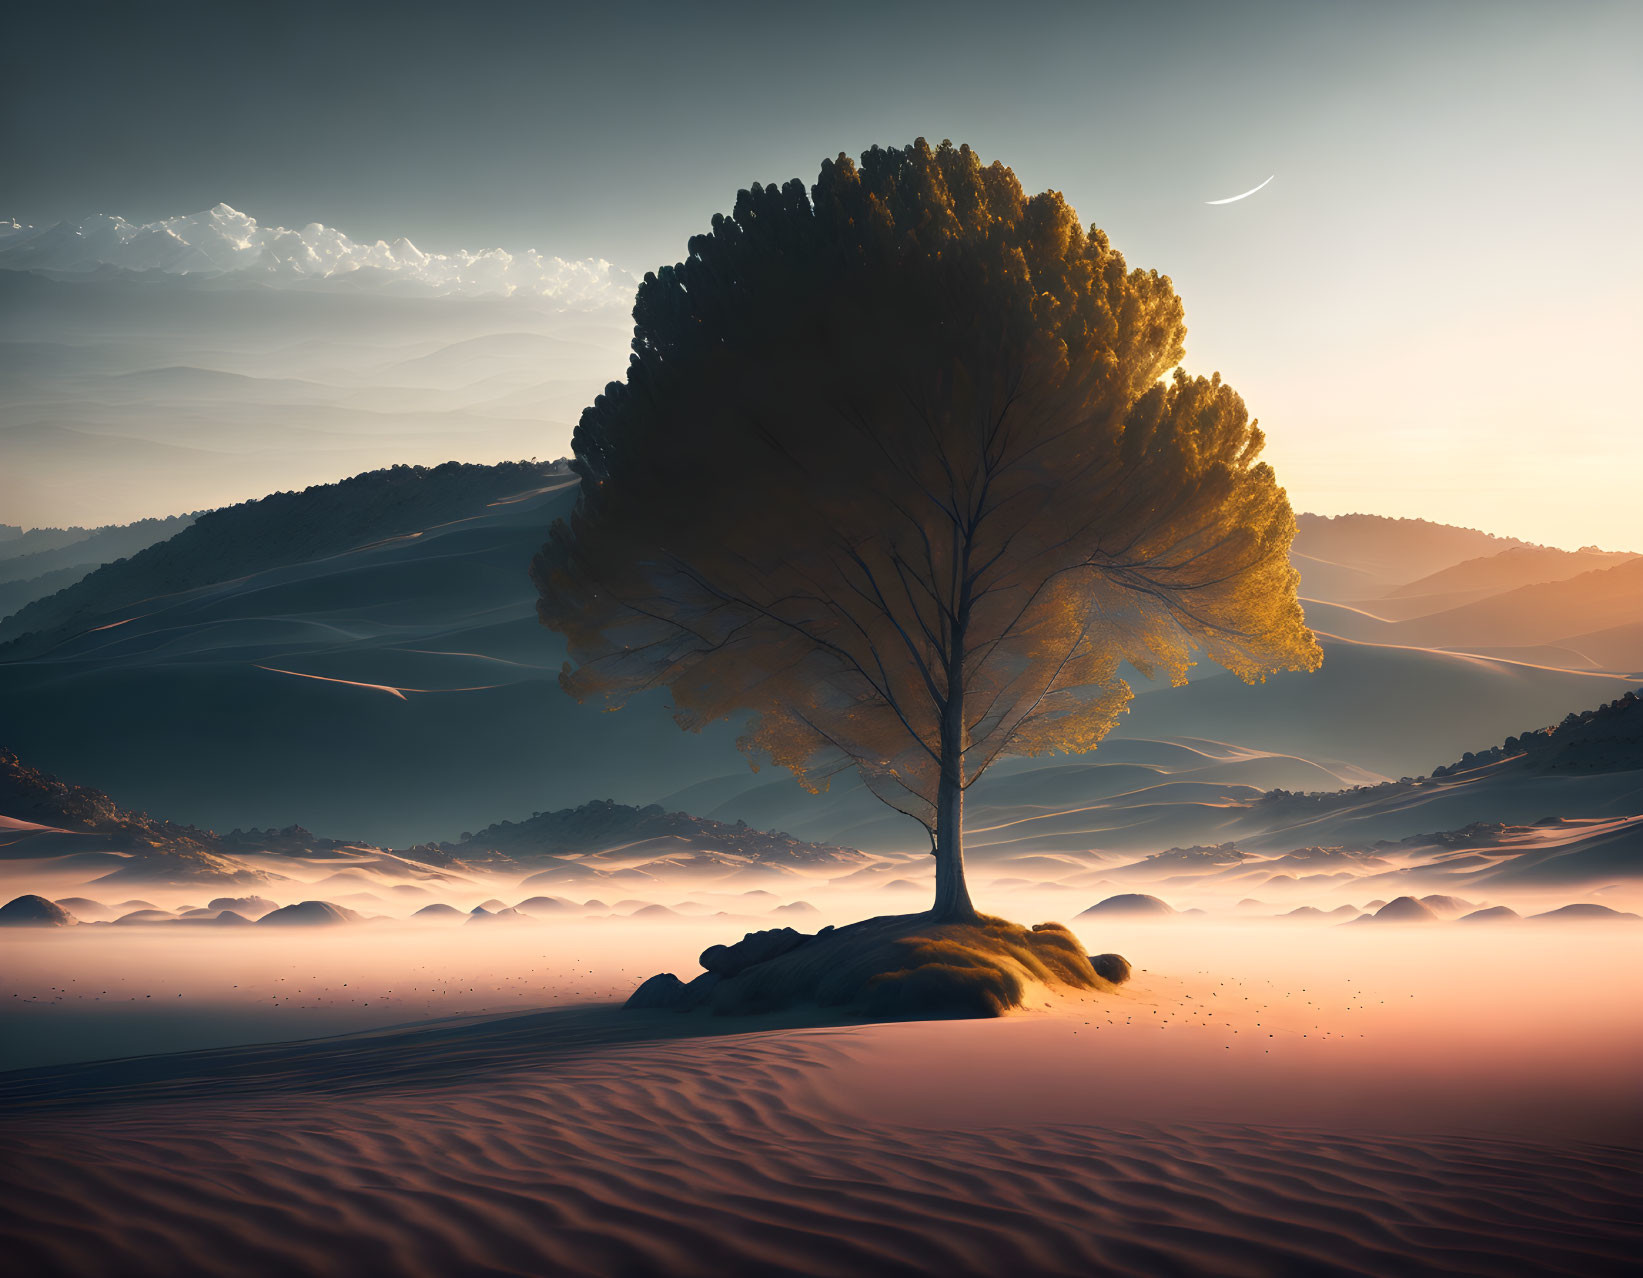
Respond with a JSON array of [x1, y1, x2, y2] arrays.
[[630, 914, 1127, 1020], [625, 970, 722, 1011], [700, 926, 811, 976]]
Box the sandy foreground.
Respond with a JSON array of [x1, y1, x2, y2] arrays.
[[1, 921, 1640, 1277]]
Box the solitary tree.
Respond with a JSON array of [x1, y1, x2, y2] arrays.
[[534, 140, 1321, 923]]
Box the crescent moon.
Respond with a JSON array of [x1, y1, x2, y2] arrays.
[[1205, 174, 1275, 205]]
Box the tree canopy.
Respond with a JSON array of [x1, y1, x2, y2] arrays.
[[533, 139, 1321, 920]]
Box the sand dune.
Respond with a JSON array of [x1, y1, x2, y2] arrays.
[[1, 1005, 1637, 1278]]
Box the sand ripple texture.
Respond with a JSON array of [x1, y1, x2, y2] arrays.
[[0, 1009, 1637, 1278]]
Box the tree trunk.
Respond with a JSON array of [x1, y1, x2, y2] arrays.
[[931, 671, 978, 923], [931, 766, 977, 921]]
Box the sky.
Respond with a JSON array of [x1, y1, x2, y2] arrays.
[[3, 0, 1640, 549]]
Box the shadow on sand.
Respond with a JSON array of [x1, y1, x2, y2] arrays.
[[0, 1002, 872, 1113]]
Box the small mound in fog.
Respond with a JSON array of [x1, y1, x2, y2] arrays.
[[176, 909, 254, 926], [514, 896, 576, 916], [113, 909, 174, 925], [0, 894, 76, 927], [1078, 894, 1175, 918], [1361, 896, 1441, 924], [412, 903, 464, 919], [466, 907, 528, 925], [1419, 894, 1474, 917], [1459, 906, 1521, 923], [258, 901, 358, 927], [207, 895, 277, 918], [1530, 903, 1641, 923]]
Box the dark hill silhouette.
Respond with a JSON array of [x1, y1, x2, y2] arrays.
[[0, 460, 557, 647], [0, 514, 198, 623], [258, 900, 359, 926], [0, 566, 96, 623], [1430, 691, 1642, 778], [0, 525, 90, 559], [0, 463, 761, 843], [0, 748, 871, 888], [0, 513, 193, 587], [0, 744, 222, 848], [0, 894, 76, 926], [1247, 693, 1642, 850], [455, 799, 863, 869]]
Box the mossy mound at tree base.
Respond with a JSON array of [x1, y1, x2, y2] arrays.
[[627, 913, 1130, 1020]]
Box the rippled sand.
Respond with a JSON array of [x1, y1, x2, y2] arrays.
[[3, 919, 1640, 1276], [1, 1001, 1638, 1277]]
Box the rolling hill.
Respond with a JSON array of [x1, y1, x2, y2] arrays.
[[1290, 513, 1529, 601], [1, 465, 1636, 849], [1385, 559, 1643, 670], [1384, 544, 1632, 604], [0, 746, 865, 891], [0, 463, 753, 844]]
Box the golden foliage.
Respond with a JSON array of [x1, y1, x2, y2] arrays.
[[534, 138, 1321, 844]]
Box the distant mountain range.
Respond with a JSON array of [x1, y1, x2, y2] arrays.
[[0, 513, 194, 620], [1292, 514, 1640, 672], [1288, 513, 1531, 599]]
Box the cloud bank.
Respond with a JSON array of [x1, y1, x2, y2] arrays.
[[0, 205, 635, 307]]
